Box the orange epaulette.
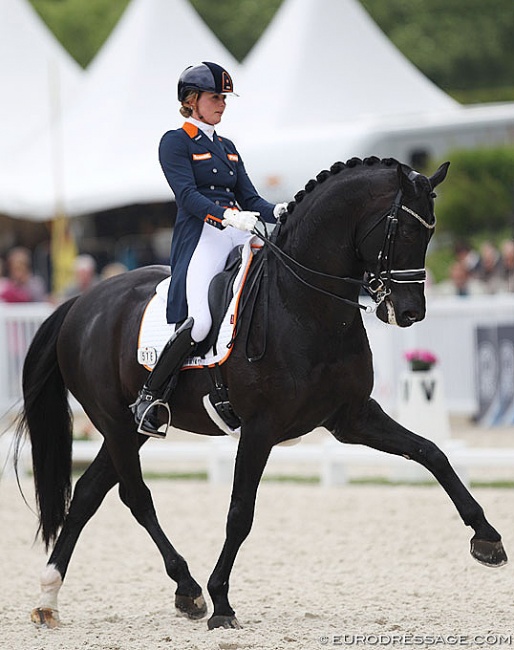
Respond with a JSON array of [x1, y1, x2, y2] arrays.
[[182, 122, 199, 139]]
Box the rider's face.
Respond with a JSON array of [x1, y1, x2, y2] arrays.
[[192, 92, 226, 125]]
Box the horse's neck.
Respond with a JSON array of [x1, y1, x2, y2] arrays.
[[270, 199, 364, 330], [279, 190, 361, 276]]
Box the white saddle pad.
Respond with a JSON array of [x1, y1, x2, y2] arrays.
[[137, 238, 261, 370]]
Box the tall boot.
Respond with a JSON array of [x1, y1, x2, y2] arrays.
[[131, 317, 196, 437]]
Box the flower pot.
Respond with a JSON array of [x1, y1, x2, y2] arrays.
[[410, 360, 434, 372]]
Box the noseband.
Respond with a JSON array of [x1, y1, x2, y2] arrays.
[[360, 188, 436, 306], [253, 182, 436, 314]]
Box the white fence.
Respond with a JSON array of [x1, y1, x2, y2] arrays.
[[1, 295, 514, 419], [5, 432, 514, 487], [1, 295, 514, 485], [0, 303, 54, 414]]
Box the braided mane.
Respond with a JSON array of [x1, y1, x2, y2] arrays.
[[280, 156, 401, 224]]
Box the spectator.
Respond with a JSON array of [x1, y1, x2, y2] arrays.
[[435, 259, 484, 297], [499, 239, 514, 292], [475, 241, 503, 293], [0, 247, 46, 303], [453, 239, 479, 275], [61, 254, 99, 301]]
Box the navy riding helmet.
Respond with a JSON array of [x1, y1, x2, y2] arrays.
[[177, 62, 236, 101]]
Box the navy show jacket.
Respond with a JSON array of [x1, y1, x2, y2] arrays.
[[159, 122, 276, 324]]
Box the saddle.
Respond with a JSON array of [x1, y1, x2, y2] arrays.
[[137, 237, 264, 435]]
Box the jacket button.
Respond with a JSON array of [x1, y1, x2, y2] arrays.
[[226, 188, 230, 192], [229, 171, 234, 176], [210, 185, 215, 190], [213, 168, 218, 173]]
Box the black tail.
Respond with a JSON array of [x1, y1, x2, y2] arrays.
[[14, 298, 79, 550]]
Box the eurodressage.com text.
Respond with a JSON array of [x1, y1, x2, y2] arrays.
[[318, 633, 513, 646]]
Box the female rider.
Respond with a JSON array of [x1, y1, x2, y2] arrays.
[[132, 62, 287, 436]]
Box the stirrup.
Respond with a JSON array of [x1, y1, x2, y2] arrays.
[[136, 399, 171, 438]]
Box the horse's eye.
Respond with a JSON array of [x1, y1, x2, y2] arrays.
[[430, 191, 437, 199]]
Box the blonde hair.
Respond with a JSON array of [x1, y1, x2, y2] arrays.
[[179, 90, 200, 118]]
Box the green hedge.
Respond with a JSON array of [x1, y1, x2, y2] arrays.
[[434, 147, 514, 238]]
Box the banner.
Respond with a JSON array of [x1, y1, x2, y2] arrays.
[[475, 324, 514, 426]]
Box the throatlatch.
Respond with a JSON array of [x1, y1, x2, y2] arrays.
[[131, 317, 196, 437]]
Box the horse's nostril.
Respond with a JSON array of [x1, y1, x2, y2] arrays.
[[404, 310, 420, 323]]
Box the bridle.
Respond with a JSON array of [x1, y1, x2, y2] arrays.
[[252, 182, 436, 314], [358, 188, 436, 307]]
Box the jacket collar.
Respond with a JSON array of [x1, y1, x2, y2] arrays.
[[184, 117, 215, 140], [181, 122, 232, 168]]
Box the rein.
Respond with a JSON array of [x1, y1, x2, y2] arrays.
[[252, 187, 436, 314], [252, 223, 371, 312]]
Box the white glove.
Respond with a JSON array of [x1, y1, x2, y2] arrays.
[[273, 202, 288, 219], [222, 208, 259, 232]]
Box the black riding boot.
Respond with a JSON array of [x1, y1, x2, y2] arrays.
[[131, 317, 196, 437]]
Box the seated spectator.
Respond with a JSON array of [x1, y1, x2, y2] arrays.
[[61, 254, 99, 300], [499, 239, 514, 292], [0, 247, 47, 303]]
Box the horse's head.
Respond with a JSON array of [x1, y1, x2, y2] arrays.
[[271, 157, 449, 328], [357, 160, 449, 327]]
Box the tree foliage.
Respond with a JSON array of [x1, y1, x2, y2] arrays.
[[359, 0, 514, 95], [30, 0, 129, 68], [28, 0, 514, 102], [190, 0, 281, 63]]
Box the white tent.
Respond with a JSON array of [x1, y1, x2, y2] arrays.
[[0, 0, 239, 219], [222, 0, 514, 203], [224, 0, 459, 132], [0, 0, 84, 166], [220, 0, 466, 201], [3, 0, 514, 218]]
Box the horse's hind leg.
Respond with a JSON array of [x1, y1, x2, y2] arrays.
[[331, 398, 507, 567], [32, 443, 119, 628], [104, 433, 207, 620]]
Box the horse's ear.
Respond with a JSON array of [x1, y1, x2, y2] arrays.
[[397, 163, 413, 193], [429, 161, 450, 189]]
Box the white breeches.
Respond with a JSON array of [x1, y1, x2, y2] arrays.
[[186, 224, 252, 342]]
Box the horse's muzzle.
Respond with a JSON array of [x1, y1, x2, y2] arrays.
[[377, 294, 426, 327]]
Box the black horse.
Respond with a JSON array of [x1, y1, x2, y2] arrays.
[[15, 157, 506, 631]]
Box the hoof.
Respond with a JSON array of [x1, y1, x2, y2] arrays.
[[208, 614, 242, 630], [471, 538, 508, 567], [31, 607, 60, 629], [175, 593, 208, 620]]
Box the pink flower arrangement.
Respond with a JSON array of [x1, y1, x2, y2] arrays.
[[404, 349, 438, 371]]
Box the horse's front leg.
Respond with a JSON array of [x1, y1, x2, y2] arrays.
[[207, 428, 273, 630], [330, 398, 507, 567]]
